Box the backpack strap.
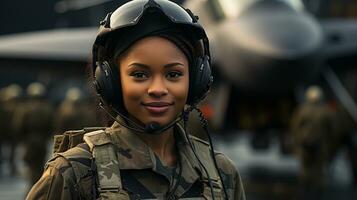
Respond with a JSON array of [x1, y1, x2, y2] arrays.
[[83, 130, 129, 198], [52, 127, 106, 154], [50, 127, 106, 185]]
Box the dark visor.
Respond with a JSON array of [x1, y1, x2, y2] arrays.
[[108, 0, 194, 29]]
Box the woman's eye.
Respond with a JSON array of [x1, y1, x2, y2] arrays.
[[130, 72, 148, 79], [166, 71, 182, 79]]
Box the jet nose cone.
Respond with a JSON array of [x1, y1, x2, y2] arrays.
[[214, 0, 323, 93]]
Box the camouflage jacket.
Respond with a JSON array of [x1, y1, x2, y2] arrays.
[[26, 122, 245, 200]]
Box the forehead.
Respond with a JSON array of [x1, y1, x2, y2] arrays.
[[119, 36, 188, 65], [130, 36, 176, 48]]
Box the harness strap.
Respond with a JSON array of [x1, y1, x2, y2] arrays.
[[121, 170, 157, 199], [84, 130, 122, 192], [180, 180, 204, 198]]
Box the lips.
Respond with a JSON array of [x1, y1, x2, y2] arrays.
[[142, 102, 173, 114]]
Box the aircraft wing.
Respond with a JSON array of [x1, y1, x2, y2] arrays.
[[321, 19, 357, 59], [0, 27, 97, 62]]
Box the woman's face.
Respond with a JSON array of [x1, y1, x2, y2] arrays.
[[118, 36, 189, 127]]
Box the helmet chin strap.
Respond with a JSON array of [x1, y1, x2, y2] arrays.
[[99, 102, 182, 135]]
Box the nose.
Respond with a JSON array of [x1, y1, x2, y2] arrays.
[[147, 76, 168, 97]]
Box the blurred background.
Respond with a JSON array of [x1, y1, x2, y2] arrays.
[[0, 0, 357, 199]]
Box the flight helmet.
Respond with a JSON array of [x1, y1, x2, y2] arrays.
[[92, 0, 213, 112]]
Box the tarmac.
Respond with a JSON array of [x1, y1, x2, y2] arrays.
[[0, 176, 28, 200], [214, 132, 357, 200]]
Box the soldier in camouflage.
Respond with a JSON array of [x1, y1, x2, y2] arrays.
[[55, 87, 101, 133], [0, 84, 23, 176], [13, 82, 54, 185], [27, 0, 245, 199], [27, 121, 245, 199], [290, 86, 335, 197]]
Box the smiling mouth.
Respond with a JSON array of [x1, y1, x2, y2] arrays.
[[142, 102, 174, 114]]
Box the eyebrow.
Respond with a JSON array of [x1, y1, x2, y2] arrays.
[[128, 62, 185, 69]]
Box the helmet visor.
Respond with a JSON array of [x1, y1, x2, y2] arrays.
[[109, 0, 194, 29]]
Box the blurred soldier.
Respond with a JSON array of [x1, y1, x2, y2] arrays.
[[0, 87, 4, 175], [55, 87, 100, 134], [0, 84, 23, 176], [12, 82, 54, 184], [290, 86, 335, 197]]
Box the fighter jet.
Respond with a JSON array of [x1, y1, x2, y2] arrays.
[[185, 0, 357, 130], [185, 0, 323, 93]]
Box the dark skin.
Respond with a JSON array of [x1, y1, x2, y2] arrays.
[[118, 36, 189, 166]]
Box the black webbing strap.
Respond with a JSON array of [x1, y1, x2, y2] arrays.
[[121, 170, 157, 199]]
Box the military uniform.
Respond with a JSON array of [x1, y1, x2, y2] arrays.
[[0, 99, 5, 175], [0, 86, 23, 176], [26, 121, 245, 200], [290, 102, 335, 188], [13, 96, 54, 184], [56, 99, 101, 133]]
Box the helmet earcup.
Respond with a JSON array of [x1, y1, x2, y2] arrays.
[[187, 55, 213, 106], [94, 61, 122, 108]]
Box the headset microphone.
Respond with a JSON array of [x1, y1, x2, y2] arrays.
[[144, 122, 162, 133]]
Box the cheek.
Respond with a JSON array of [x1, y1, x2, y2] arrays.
[[171, 76, 189, 106], [120, 72, 142, 108]]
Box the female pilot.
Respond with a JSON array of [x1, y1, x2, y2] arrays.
[[26, 0, 245, 199]]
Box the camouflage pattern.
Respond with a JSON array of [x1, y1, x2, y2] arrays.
[[84, 130, 123, 195], [26, 121, 245, 199]]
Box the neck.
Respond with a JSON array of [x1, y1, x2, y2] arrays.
[[135, 127, 177, 166]]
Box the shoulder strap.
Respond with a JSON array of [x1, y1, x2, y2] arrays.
[[50, 128, 129, 199], [83, 130, 125, 196]]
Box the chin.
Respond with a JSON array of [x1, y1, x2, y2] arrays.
[[145, 119, 167, 127], [145, 116, 175, 127]]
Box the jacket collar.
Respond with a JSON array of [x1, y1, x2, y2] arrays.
[[108, 121, 202, 185]]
